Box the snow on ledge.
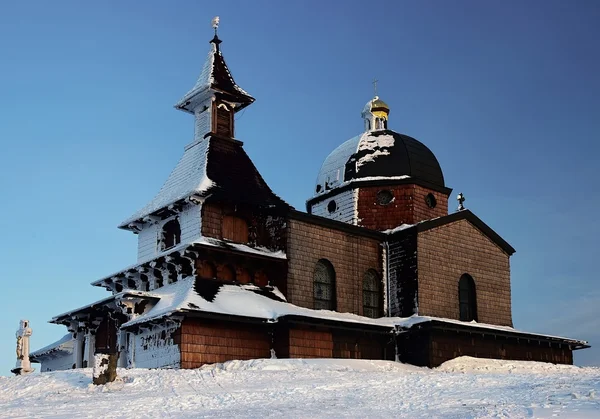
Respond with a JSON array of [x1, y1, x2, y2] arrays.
[[116, 277, 587, 347], [30, 334, 74, 359], [92, 236, 286, 287]]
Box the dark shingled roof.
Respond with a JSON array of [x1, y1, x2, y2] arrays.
[[345, 130, 445, 188], [205, 136, 289, 209]]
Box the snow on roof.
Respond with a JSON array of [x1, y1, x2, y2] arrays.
[[382, 223, 416, 234], [355, 133, 395, 170], [397, 316, 588, 346], [119, 277, 587, 346], [119, 138, 213, 228], [50, 290, 159, 323], [177, 44, 216, 106], [315, 134, 360, 193], [314, 132, 409, 196], [92, 237, 286, 287], [175, 41, 252, 112], [30, 334, 74, 360], [122, 277, 394, 329]]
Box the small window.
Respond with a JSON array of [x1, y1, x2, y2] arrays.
[[197, 260, 216, 279], [459, 274, 477, 322], [161, 219, 181, 250], [362, 270, 381, 318], [254, 270, 269, 287], [316, 184, 322, 193], [376, 190, 394, 205], [327, 200, 337, 213], [237, 268, 251, 284], [222, 215, 249, 243], [314, 259, 336, 310], [425, 193, 437, 209], [218, 264, 236, 282]]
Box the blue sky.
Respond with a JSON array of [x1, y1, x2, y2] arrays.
[[0, 0, 598, 375]]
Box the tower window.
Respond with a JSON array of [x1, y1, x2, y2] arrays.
[[459, 274, 477, 322], [327, 200, 337, 213], [161, 219, 181, 250], [362, 269, 381, 318], [314, 259, 336, 310], [376, 190, 394, 205], [425, 193, 437, 209], [213, 102, 234, 137], [218, 264, 236, 282], [196, 260, 216, 280], [222, 215, 249, 243]]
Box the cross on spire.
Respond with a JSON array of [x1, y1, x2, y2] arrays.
[[372, 78, 379, 97]]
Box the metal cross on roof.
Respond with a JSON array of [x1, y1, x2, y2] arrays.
[[372, 78, 378, 97], [457, 192, 466, 211]]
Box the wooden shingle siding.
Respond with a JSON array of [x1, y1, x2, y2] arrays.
[[286, 219, 382, 315], [179, 319, 270, 369], [417, 219, 513, 326]]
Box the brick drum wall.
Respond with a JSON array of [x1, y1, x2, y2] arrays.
[[178, 319, 270, 369], [286, 218, 382, 315], [357, 184, 448, 231], [417, 219, 512, 326]]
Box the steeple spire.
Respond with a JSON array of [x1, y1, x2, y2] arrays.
[[174, 17, 254, 141]]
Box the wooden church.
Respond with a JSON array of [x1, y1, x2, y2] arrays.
[[30, 23, 589, 373]]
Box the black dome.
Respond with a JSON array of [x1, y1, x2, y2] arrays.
[[344, 130, 445, 187]]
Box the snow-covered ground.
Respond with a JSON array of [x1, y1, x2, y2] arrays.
[[1, 357, 598, 418]]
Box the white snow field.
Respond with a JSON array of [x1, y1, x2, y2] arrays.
[[1, 357, 598, 418]]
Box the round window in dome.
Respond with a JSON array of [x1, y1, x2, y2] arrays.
[[376, 190, 394, 206], [316, 184, 322, 193], [425, 193, 437, 209], [327, 200, 337, 213]]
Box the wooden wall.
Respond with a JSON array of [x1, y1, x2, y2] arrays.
[[286, 218, 382, 314], [178, 319, 271, 369], [417, 219, 513, 326], [397, 328, 574, 367]]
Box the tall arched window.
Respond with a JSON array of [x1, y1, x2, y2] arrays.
[[362, 269, 381, 318], [314, 259, 336, 310], [162, 219, 181, 250], [459, 274, 478, 322]]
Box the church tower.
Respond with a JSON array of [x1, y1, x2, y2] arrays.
[[307, 95, 452, 231], [174, 18, 254, 141], [118, 19, 286, 265]]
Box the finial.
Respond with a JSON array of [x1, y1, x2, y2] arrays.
[[457, 192, 466, 211], [210, 16, 222, 48], [372, 78, 379, 97], [211, 16, 220, 34]]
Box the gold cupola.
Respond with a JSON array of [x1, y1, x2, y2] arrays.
[[362, 96, 390, 131]]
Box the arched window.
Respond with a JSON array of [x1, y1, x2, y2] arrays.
[[458, 274, 478, 322], [362, 269, 381, 318], [253, 270, 269, 287], [196, 260, 216, 280], [314, 259, 336, 310], [237, 268, 251, 284], [162, 219, 181, 250], [222, 215, 249, 243], [218, 264, 236, 282]]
